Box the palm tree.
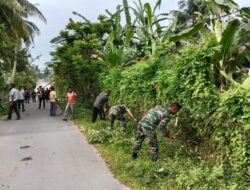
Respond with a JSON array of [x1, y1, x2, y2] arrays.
[[168, 0, 238, 33], [0, 0, 46, 80], [0, 0, 46, 42]]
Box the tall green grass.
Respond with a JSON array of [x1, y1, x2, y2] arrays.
[[74, 106, 227, 190]]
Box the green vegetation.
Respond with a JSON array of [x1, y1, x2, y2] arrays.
[[74, 99, 249, 190], [1, 0, 250, 189], [49, 0, 250, 189], [0, 0, 46, 114]]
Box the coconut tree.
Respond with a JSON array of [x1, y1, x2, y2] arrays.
[[0, 0, 46, 81], [0, 0, 46, 42], [168, 0, 238, 33]]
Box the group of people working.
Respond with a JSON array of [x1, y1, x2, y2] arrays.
[[92, 90, 182, 161], [5, 84, 77, 121], [6, 84, 182, 161], [36, 85, 77, 120]]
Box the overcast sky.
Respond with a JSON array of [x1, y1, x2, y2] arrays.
[[29, 0, 250, 69]]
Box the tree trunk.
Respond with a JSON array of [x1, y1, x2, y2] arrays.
[[11, 47, 18, 82]]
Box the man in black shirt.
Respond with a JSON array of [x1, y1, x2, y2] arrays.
[[92, 90, 111, 123], [37, 86, 45, 109]]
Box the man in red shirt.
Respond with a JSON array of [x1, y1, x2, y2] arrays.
[[63, 87, 77, 121]]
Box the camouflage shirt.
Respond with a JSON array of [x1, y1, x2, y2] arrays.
[[140, 105, 172, 131], [109, 105, 129, 116]]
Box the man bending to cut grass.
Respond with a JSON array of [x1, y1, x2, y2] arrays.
[[108, 104, 137, 131], [132, 103, 182, 161]]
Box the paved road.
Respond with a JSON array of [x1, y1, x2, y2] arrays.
[[0, 102, 129, 190]]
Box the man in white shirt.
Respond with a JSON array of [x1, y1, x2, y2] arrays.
[[7, 83, 21, 120], [18, 86, 25, 112]]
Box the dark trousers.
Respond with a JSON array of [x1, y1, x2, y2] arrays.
[[39, 97, 45, 109], [92, 106, 105, 123], [18, 100, 25, 112], [25, 96, 30, 104], [50, 102, 57, 116], [8, 101, 21, 120], [32, 96, 36, 102]]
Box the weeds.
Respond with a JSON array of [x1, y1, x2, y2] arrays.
[[75, 109, 229, 190]]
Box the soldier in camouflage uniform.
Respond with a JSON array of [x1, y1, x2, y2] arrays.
[[132, 103, 181, 161], [108, 104, 137, 131]]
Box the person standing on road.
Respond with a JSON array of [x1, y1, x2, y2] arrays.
[[7, 83, 21, 120], [92, 90, 111, 123], [108, 104, 137, 131], [24, 88, 30, 104], [38, 86, 45, 109], [18, 86, 25, 112], [45, 88, 50, 103], [49, 86, 57, 116], [131, 103, 181, 161], [63, 87, 77, 121], [31, 89, 36, 102]]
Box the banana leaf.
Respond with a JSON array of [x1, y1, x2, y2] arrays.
[[241, 7, 250, 18], [153, 0, 161, 13], [144, 3, 153, 27], [169, 23, 203, 42], [220, 19, 240, 61]]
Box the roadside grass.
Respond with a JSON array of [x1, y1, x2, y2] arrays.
[[74, 108, 225, 190]]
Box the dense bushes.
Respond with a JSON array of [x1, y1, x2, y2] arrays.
[[212, 88, 250, 189], [50, 3, 250, 188], [53, 30, 250, 188], [101, 40, 220, 136], [98, 40, 250, 189]]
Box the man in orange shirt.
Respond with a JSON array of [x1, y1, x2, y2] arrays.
[[63, 87, 77, 121]]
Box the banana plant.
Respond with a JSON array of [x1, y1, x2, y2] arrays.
[[123, 0, 133, 47], [104, 0, 169, 64], [213, 11, 250, 88], [105, 5, 124, 65], [167, 0, 250, 88], [129, 0, 168, 57]]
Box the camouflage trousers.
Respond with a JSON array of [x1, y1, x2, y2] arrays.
[[109, 114, 126, 130], [132, 123, 159, 161]]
